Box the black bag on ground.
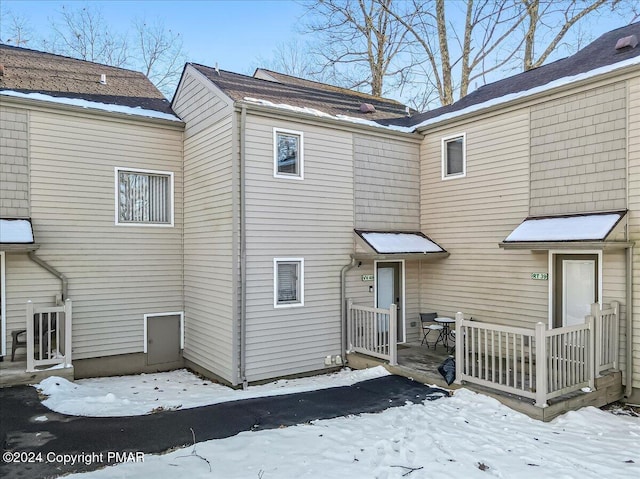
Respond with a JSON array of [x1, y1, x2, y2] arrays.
[[438, 357, 456, 385]]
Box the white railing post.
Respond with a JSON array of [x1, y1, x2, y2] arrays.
[[534, 322, 548, 408], [389, 304, 397, 366], [611, 300, 619, 371], [587, 313, 596, 390], [454, 312, 464, 385], [26, 301, 35, 372], [64, 299, 73, 367], [590, 303, 601, 377]]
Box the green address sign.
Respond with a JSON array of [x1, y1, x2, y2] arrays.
[[531, 273, 548, 280]]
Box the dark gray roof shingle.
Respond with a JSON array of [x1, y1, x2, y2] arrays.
[[190, 64, 411, 121], [385, 22, 640, 129], [0, 44, 173, 114]]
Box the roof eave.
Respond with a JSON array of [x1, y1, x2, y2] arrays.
[[0, 243, 40, 252], [415, 60, 640, 132], [234, 100, 421, 140], [0, 92, 184, 128], [499, 240, 634, 251], [351, 252, 450, 261]]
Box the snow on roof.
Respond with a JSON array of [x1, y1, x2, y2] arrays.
[[503, 212, 625, 243], [359, 231, 445, 254], [243, 97, 413, 133], [0, 218, 34, 243], [0, 90, 182, 122], [413, 54, 640, 130]]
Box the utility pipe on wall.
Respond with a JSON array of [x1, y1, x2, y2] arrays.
[[28, 251, 67, 303], [340, 258, 358, 361]]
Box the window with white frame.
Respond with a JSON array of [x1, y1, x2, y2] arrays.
[[274, 128, 303, 179], [115, 168, 174, 226], [442, 133, 466, 179], [274, 258, 304, 307]]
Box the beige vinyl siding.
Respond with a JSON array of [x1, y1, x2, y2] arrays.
[[420, 109, 542, 327], [243, 114, 354, 382], [628, 74, 640, 390], [3, 253, 60, 356], [354, 135, 420, 230], [167, 69, 238, 383], [0, 105, 29, 217], [602, 250, 627, 383], [181, 114, 236, 383], [530, 82, 627, 216], [172, 66, 232, 139], [25, 108, 183, 359]]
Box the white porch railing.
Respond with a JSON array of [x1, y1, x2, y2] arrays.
[[590, 301, 619, 375], [347, 299, 397, 366], [26, 299, 72, 372], [455, 302, 618, 408]]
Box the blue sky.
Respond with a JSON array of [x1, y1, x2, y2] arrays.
[[2, 0, 308, 75]]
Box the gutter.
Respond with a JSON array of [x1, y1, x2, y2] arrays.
[[28, 252, 67, 303], [239, 104, 248, 389], [340, 258, 358, 361]]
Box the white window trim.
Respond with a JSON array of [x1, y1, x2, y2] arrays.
[[114, 167, 175, 227], [547, 249, 602, 329], [143, 311, 184, 353], [274, 257, 305, 308], [273, 128, 304, 180], [441, 132, 466, 180]]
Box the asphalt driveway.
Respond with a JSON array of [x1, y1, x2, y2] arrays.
[[0, 375, 448, 478]]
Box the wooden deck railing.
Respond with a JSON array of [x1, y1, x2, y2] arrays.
[[26, 299, 72, 372], [455, 303, 618, 408], [347, 299, 397, 365]]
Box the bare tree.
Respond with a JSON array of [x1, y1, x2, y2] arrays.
[[520, 0, 618, 71], [2, 11, 34, 47], [46, 5, 128, 66], [133, 19, 187, 95], [385, 0, 527, 106], [302, 0, 414, 97], [255, 39, 324, 79]]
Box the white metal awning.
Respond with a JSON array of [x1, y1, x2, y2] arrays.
[[500, 211, 631, 250], [354, 230, 448, 260], [0, 218, 38, 251]]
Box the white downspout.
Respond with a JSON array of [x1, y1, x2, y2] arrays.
[[340, 258, 358, 361]]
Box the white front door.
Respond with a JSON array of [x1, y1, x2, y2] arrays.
[[553, 254, 598, 328], [563, 259, 596, 326], [375, 261, 405, 342]]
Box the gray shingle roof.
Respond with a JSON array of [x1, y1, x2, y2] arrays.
[[0, 44, 173, 114], [190, 64, 411, 121], [384, 21, 640, 129]]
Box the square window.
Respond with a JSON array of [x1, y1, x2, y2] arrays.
[[274, 258, 304, 307], [442, 134, 466, 179], [274, 128, 303, 179], [115, 168, 174, 226]]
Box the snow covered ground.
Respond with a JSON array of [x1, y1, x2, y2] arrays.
[[34, 368, 640, 479]]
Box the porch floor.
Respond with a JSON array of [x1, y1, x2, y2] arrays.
[[347, 342, 624, 422], [0, 358, 74, 388]]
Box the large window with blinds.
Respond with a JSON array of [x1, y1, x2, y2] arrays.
[[274, 258, 304, 308], [115, 168, 174, 226]]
